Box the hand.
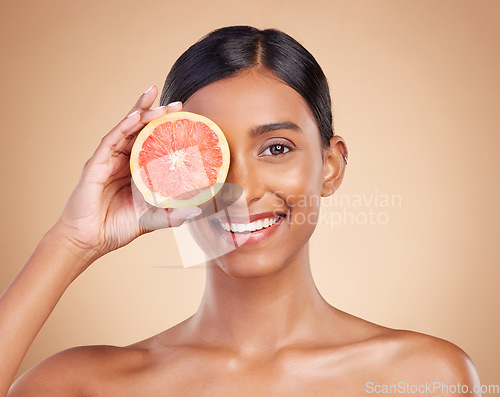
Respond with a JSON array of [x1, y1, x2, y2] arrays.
[[53, 86, 202, 264]]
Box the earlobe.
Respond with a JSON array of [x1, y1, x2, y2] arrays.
[[321, 136, 348, 197]]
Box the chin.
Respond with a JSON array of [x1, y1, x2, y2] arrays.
[[207, 253, 285, 280]]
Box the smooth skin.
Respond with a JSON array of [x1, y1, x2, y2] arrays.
[[3, 70, 481, 396]]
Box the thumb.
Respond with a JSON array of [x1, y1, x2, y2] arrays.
[[139, 206, 202, 231], [131, 180, 203, 231]]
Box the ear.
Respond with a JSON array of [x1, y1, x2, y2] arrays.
[[321, 135, 348, 197]]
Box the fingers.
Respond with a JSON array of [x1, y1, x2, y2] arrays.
[[123, 100, 183, 142], [126, 85, 158, 116], [87, 86, 156, 168], [88, 86, 183, 171], [121, 101, 183, 156], [84, 112, 142, 182]]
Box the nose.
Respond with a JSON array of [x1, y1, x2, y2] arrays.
[[219, 154, 265, 207]]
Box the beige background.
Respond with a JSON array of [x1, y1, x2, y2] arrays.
[[1, 0, 499, 387]]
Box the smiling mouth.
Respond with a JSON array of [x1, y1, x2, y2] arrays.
[[209, 213, 287, 235]]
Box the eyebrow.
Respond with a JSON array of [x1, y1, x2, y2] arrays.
[[249, 121, 303, 138]]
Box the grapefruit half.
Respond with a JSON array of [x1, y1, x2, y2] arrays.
[[130, 111, 230, 208]]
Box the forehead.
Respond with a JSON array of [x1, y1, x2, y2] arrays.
[[182, 69, 319, 137]]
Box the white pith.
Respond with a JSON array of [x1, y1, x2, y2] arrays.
[[220, 216, 283, 233]]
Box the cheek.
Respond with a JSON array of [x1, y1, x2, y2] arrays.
[[260, 155, 324, 220]]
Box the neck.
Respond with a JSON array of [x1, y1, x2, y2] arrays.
[[188, 244, 334, 359]]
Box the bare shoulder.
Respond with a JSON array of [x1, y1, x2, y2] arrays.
[[369, 328, 481, 395], [8, 344, 149, 397], [331, 310, 481, 395], [390, 330, 480, 380]]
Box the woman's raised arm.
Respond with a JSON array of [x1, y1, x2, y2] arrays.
[[0, 86, 202, 396]]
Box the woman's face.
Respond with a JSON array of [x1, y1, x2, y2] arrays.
[[183, 68, 343, 278]]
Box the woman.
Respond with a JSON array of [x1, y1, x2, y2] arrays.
[[2, 26, 480, 396]]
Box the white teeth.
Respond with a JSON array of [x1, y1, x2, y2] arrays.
[[220, 216, 282, 233]]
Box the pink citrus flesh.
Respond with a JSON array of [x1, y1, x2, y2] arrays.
[[130, 111, 230, 208]]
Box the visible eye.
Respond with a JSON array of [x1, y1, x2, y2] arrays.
[[261, 142, 293, 157]]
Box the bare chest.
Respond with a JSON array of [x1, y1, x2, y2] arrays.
[[91, 350, 374, 397]]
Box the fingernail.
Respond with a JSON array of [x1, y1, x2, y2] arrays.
[[167, 101, 182, 108], [144, 85, 154, 94], [152, 106, 166, 111], [185, 208, 202, 220], [127, 110, 140, 118]]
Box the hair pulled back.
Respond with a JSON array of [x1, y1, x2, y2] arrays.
[[160, 26, 334, 147]]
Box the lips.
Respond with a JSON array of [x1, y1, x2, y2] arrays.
[[209, 211, 287, 247], [220, 214, 284, 233]]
